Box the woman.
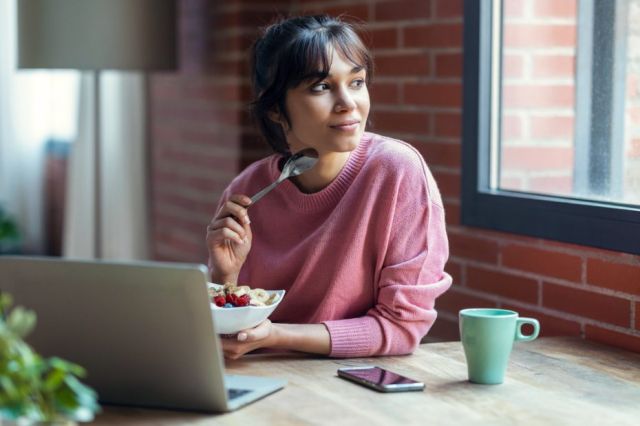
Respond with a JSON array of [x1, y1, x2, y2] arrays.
[[206, 15, 452, 359]]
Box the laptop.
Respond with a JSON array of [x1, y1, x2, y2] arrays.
[[0, 256, 286, 413]]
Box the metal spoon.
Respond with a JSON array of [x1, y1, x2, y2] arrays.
[[249, 148, 319, 205]]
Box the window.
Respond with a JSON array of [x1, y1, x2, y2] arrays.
[[462, 0, 640, 255]]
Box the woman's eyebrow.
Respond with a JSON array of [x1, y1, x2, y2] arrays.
[[301, 66, 365, 83], [327, 66, 365, 76], [302, 71, 327, 82]]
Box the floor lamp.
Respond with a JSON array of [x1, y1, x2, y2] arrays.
[[17, 0, 177, 258]]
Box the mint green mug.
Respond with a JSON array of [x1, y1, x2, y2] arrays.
[[459, 308, 540, 384]]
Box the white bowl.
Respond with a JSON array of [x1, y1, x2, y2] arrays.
[[208, 283, 285, 334]]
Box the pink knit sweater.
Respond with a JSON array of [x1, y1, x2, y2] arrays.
[[214, 132, 452, 357]]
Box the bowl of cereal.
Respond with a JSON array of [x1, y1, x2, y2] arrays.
[[207, 282, 285, 334]]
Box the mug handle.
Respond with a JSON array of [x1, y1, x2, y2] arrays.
[[515, 317, 540, 342]]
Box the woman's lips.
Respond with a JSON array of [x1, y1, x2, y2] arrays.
[[330, 121, 360, 132]]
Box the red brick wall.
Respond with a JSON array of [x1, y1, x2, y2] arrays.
[[149, 0, 640, 352], [501, 0, 577, 197]]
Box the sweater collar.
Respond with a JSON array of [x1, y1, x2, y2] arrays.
[[272, 132, 373, 212]]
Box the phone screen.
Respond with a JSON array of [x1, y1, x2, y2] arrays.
[[338, 366, 424, 392]]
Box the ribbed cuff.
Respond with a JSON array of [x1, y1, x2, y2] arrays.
[[323, 316, 383, 358]]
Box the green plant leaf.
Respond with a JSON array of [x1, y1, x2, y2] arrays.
[[53, 376, 100, 422], [6, 306, 37, 338], [0, 375, 19, 398], [0, 292, 13, 318], [50, 357, 86, 377], [0, 404, 25, 420], [63, 375, 99, 406], [43, 368, 66, 392], [0, 292, 100, 423]]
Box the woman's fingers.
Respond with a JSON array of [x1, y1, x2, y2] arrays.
[[217, 195, 252, 226], [228, 194, 252, 207], [238, 320, 271, 342], [208, 217, 247, 240], [208, 227, 245, 246], [221, 336, 252, 360], [219, 320, 273, 360], [207, 194, 253, 246]]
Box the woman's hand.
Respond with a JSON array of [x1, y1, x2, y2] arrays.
[[221, 320, 279, 360], [221, 322, 331, 359], [207, 194, 252, 283]]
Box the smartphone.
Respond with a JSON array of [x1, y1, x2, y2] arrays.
[[337, 366, 425, 393]]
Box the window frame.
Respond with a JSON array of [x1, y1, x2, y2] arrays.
[[462, 0, 640, 255]]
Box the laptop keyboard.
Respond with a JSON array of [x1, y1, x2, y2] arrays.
[[228, 388, 252, 400]]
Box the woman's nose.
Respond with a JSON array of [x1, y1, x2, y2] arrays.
[[334, 87, 356, 112]]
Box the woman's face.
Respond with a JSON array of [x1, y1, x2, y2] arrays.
[[276, 49, 370, 156]]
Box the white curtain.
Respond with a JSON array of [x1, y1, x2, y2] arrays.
[[63, 72, 150, 260], [0, 0, 79, 254]]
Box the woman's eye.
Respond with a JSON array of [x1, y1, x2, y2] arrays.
[[351, 79, 366, 89], [311, 83, 329, 92]]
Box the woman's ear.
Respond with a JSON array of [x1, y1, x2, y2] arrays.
[[268, 109, 289, 131], [268, 109, 281, 124]]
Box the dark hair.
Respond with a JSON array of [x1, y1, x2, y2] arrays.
[[249, 15, 374, 154]]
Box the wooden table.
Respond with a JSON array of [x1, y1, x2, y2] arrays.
[[93, 337, 640, 425]]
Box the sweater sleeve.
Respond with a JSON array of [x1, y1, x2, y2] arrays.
[[323, 154, 452, 357]]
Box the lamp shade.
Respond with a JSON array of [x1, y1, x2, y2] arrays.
[[18, 0, 177, 70]]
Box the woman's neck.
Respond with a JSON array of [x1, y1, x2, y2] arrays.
[[290, 151, 351, 193]]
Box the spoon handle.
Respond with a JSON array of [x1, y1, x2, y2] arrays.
[[249, 179, 282, 205]]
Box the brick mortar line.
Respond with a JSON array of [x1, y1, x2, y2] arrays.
[[396, 18, 464, 26], [155, 208, 213, 226], [152, 101, 240, 112], [154, 200, 218, 219], [154, 137, 242, 152], [372, 105, 461, 113], [412, 137, 461, 144], [503, 51, 576, 57], [155, 241, 204, 257], [205, 51, 249, 61], [448, 256, 640, 300], [155, 164, 234, 181], [154, 138, 242, 150], [205, 27, 264, 39], [505, 111, 575, 117], [503, 298, 640, 337], [446, 225, 640, 266], [214, 1, 295, 13], [428, 165, 459, 174], [154, 99, 245, 112], [154, 119, 244, 130], [502, 77, 576, 85], [158, 76, 247, 85], [155, 184, 224, 202], [374, 76, 462, 82], [503, 18, 579, 25], [156, 204, 216, 224], [503, 107, 577, 114], [159, 143, 242, 158], [153, 119, 240, 132], [365, 22, 464, 35], [447, 285, 515, 305], [447, 286, 637, 333], [500, 170, 580, 178], [503, 48, 576, 55], [441, 197, 460, 205], [373, 47, 462, 55], [155, 247, 197, 262], [156, 119, 246, 131]]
